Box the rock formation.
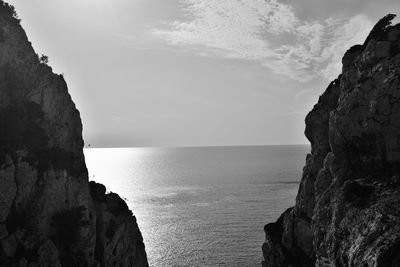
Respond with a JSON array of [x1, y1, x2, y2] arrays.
[[262, 14, 400, 267], [0, 2, 148, 266]]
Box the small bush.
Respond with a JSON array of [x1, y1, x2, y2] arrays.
[[39, 54, 49, 64], [0, 1, 18, 20]]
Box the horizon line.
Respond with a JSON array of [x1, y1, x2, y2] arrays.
[[83, 143, 310, 149]]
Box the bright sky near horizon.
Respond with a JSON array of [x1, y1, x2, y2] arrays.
[[7, 0, 400, 147]]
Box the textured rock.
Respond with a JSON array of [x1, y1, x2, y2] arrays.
[[262, 14, 400, 267], [90, 182, 148, 267], [0, 2, 148, 266], [0, 154, 16, 222]]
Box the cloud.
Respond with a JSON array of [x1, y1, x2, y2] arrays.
[[269, 15, 372, 81], [151, 0, 293, 59], [151, 0, 373, 82]]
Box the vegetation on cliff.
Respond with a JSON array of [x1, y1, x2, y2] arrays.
[[0, 1, 148, 266], [262, 14, 400, 267]]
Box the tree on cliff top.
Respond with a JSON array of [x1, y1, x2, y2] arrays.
[[0, 1, 18, 20]]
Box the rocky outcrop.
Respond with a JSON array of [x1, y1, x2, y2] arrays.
[[0, 2, 148, 266], [262, 14, 400, 267]]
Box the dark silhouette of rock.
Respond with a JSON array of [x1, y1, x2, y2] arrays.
[[262, 14, 400, 267], [0, 2, 148, 266]]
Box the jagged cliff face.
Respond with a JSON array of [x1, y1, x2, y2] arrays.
[[262, 15, 400, 267], [0, 2, 148, 266]]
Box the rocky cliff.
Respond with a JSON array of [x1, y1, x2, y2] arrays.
[[262, 14, 400, 267], [0, 2, 148, 266]]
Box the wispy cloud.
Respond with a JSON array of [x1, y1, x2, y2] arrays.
[[151, 0, 372, 82]]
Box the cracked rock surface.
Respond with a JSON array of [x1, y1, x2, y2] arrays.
[[262, 14, 400, 267], [0, 2, 148, 266]]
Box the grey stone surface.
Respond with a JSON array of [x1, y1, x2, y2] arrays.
[[262, 14, 400, 267], [0, 2, 148, 266]]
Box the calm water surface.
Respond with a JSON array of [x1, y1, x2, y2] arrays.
[[84, 145, 309, 267]]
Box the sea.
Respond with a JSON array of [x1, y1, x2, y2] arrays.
[[84, 145, 309, 267]]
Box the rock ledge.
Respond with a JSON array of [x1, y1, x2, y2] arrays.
[[262, 14, 400, 267], [0, 2, 148, 266]]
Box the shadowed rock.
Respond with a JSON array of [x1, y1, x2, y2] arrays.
[[262, 14, 400, 267], [0, 1, 148, 266]]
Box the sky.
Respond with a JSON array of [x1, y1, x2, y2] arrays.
[[7, 0, 400, 147]]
